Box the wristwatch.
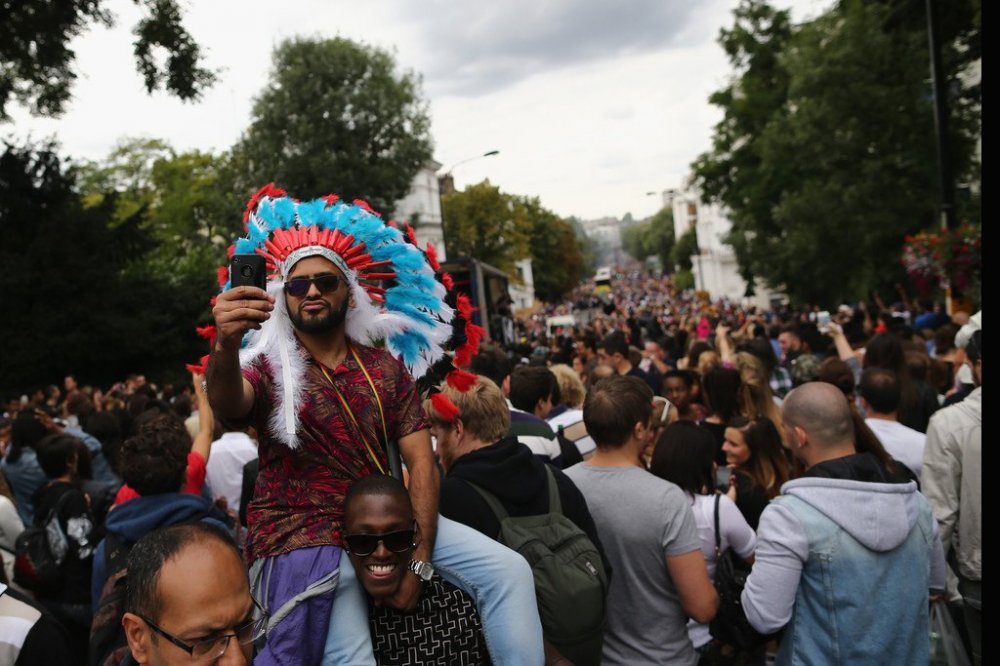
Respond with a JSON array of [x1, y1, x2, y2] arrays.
[[408, 559, 434, 582]]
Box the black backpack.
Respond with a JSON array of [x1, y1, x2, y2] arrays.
[[469, 466, 608, 666], [13, 491, 74, 595], [88, 532, 134, 666]]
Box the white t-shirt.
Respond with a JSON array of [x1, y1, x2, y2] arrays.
[[687, 493, 757, 648], [205, 432, 258, 513], [865, 418, 926, 482]]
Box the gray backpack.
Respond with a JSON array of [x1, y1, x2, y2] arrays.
[[469, 466, 608, 666]]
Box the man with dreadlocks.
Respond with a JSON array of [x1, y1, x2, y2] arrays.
[[206, 185, 542, 664]]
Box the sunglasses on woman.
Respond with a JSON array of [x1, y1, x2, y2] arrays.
[[343, 525, 416, 557], [283, 275, 342, 297]]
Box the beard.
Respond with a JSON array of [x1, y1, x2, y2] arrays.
[[289, 297, 349, 334]]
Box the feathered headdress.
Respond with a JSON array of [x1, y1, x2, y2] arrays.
[[218, 183, 455, 449]]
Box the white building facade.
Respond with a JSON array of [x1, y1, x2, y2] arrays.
[[393, 160, 446, 260], [668, 185, 780, 309]]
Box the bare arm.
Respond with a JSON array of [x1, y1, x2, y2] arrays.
[[829, 323, 855, 362], [715, 324, 734, 364], [191, 372, 214, 462], [384, 428, 440, 610], [206, 286, 273, 419], [666, 549, 719, 624]]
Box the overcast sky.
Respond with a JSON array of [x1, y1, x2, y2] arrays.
[[7, 0, 832, 221]]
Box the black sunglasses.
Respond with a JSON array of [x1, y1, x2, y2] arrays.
[[137, 597, 267, 661], [343, 526, 416, 557], [283, 275, 342, 297]]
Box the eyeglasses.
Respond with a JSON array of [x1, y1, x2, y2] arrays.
[[283, 275, 342, 297], [343, 525, 416, 557], [137, 597, 267, 662]]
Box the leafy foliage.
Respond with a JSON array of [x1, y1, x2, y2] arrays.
[[518, 196, 587, 302], [235, 37, 433, 216], [0, 0, 215, 120], [671, 227, 699, 272], [441, 181, 531, 278], [693, 0, 981, 304], [0, 141, 210, 395], [621, 206, 675, 270]]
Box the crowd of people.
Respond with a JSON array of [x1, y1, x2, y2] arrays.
[[0, 219, 981, 665]]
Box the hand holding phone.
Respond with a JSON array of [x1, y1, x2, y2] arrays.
[[230, 254, 267, 290], [817, 310, 831, 333], [213, 254, 274, 350]]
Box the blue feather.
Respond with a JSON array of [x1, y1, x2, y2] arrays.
[[235, 238, 257, 254], [389, 330, 430, 365], [272, 197, 297, 229], [296, 200, 328, 229]]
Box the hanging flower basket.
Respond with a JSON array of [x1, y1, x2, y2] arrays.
[[901, 225, 981, 294]]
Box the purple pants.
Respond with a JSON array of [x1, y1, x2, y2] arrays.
[[250, 545, 343, 665]]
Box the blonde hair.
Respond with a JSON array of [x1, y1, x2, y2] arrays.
[[697, 350, 721, 376], [550, 364, 586, 409], [424, 375, 510, 443], [733, 352, 784, 433]]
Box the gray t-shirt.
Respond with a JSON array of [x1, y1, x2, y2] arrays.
[[564, 463, 700, 665]]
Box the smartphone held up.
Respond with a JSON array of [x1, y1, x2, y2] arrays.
[[230, 254, 267, 290]]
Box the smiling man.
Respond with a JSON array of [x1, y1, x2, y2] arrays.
[[340, 475, 491, 665], [206, 187, 542, 664]]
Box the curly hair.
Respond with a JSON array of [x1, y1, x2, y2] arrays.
[[120, 413, 191, 496]]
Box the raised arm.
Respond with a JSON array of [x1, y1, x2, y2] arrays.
[[385, 428, 440, 610], [206, 285, 273, 419]]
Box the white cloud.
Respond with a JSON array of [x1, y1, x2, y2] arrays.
[[3, 0, 832, 221]]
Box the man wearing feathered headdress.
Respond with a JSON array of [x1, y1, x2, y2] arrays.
[[204, 185, 543, 664]]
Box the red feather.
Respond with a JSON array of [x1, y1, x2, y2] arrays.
[[430, 393, 460, 422], [353, 199, 381, 217], [226, 244, 236, 259], [185, 362, 205, 374], [196, 325, 216, 341], [442, 273, 454, 290], [217, 265, 229, 288], [209, 296, 218, 306], [455, 323, 485, 367], [322, 194, 340, 206], [425, 242, 440, 271], [446, 370, 478, 392], [243, 183, 286, 225], [406, 225, 418, 246], [456, 294, 475, 320]]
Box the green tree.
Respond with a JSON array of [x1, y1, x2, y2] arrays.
[[1, 0, 215, 120], [671, 227, 698, 272], [441, 181, 531, 277], [235, 37, 433, 216], [622, 207, 676, 271], [0, 141, 209, 395], [694, 0, 980, 304], [77, 138, 242, 283], [517, 196, 586, 302]]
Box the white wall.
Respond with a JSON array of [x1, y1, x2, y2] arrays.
[[393, 160, 446, 259]]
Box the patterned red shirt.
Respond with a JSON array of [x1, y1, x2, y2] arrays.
[[242, 342, 428, 564]]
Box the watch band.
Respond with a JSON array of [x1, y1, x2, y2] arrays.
[[408, 559, 434, 582]]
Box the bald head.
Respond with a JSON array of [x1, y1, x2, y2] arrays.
[[782, 382, 854, 449]]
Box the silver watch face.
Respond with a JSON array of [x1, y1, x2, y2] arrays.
[[409, 560, 433, 580]]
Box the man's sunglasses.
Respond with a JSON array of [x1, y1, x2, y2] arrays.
[[343, 526, 416, 557], [283, 275, 342, 297]]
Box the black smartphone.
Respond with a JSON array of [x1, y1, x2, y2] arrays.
[[230, 254, 267, 290]]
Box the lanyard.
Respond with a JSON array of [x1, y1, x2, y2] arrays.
[[318, 345, 389, 475]]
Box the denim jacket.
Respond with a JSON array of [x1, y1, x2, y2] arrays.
[[742, 453, 944, 665]]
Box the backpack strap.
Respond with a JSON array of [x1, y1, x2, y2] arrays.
[[39, 486, 77, 528], [713, 493, 722, 559], [544, 465, 563, 516], [467, 481, 510, 530]]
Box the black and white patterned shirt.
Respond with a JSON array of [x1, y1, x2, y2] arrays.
[[369, 574, 491, 666]]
